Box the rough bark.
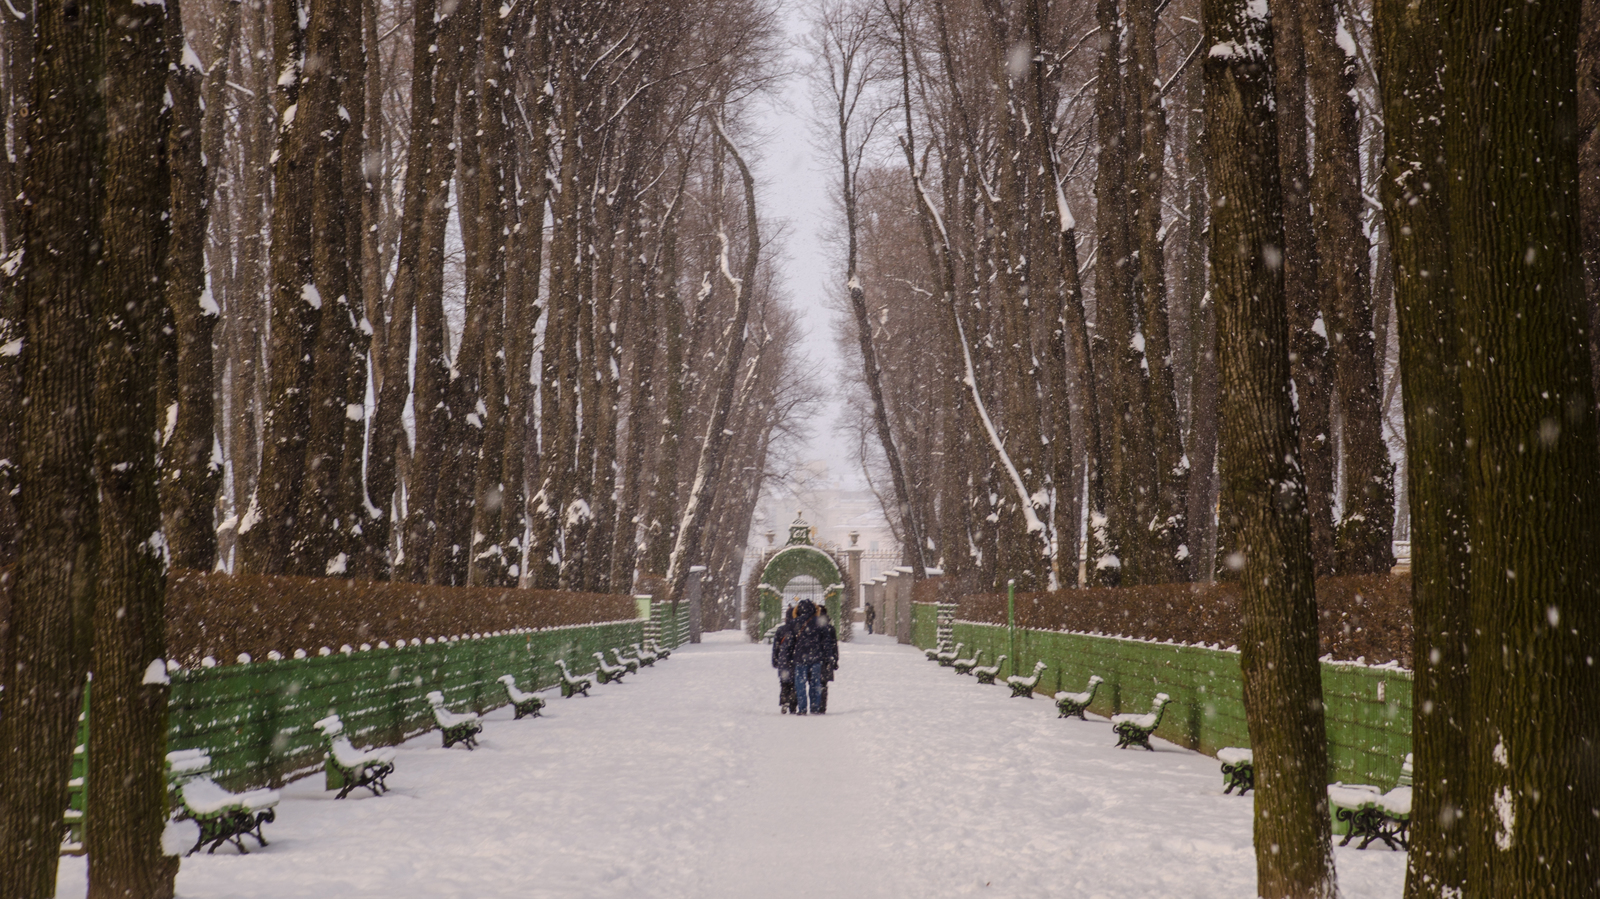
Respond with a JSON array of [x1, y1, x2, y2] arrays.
[[87, 4, 178, 894], [1374, 0, 1471, 893], [1203, 0, 1338, 894], [1441, 0, 1600, 891], [0, 1, 103, 893]]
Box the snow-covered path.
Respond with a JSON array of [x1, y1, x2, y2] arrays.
[[61, 630, 1405, 898]]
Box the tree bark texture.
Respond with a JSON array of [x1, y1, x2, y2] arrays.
[[0, 1, 103, 894], [87, 4, 178, 894], [1442, 0, 1600, 891], [1374, 0, 1472, 893], [1203, 0, 1338, 895]]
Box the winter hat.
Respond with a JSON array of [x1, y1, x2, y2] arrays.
[[796, 599, 816, 619]]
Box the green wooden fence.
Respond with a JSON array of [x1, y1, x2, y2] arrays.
[[912, 608, 1412, 790], [169, 617, 664, 792]]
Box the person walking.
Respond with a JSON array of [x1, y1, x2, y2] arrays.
[[864, 602, 876, 635], [792, 599, 829, 715], [815, 606, 840, 713], [771, 605, 798, 714]]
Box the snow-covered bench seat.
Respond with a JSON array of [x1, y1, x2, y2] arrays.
[[924, 642, 950, 662], [1328, 754, 1412, 850], [646, 640, 671, 660], [498, 675, 546, 719], [1111, 693, 1170, 750], [1006, 660, 1049, 698], [314, 713, 395, 799], [1054, 675, 1104, 719], [556, 659, 593, 697], [1217, 747, 1254, 795], [633, 643, 658, 667], [611, 647, 641, 674], [936, 643, 964, 667], [972, 654, 1008, 685], [167, 749, 279, 855], [951, 649, 983, 675], [426, 691, 483, 749], [593, 652, 628, 684]]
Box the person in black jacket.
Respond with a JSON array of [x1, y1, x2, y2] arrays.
[[791, 599, 831, 714], [815, 607, 840, 713], [771, 605, 798, 713]]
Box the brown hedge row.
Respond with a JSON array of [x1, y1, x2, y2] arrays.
[[165, 570, 639, 667], [945, 574, 1413, 667]]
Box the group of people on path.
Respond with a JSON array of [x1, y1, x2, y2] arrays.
[[770, 599, 839, 715]]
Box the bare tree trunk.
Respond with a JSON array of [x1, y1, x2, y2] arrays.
[[1301, 0, 1394, 574], [87, 4, 178, 894], [365, 0, 440, 580], [1442, 0, 1600, 890], [665, 118, 762, 604], [1204, 0, 1338, 893], [0, 0, 103, 892], [1374, 0, 1471, 893]]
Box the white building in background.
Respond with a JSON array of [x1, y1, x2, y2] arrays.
[[743, 462, 903, 608]]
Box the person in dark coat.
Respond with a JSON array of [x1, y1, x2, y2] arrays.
[[815, 608, 840, 713], [771, 605, 798, 714], [864, 603, 876, 634], [792, 599, 830, 714]]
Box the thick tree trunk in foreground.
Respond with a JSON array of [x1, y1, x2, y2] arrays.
[[0, 2, 103, 895], [1374, 0, 1472, 893], [1442, 0, 1600, 891], [87, 4, 177, 895], [1203, 0, 1338, 895]]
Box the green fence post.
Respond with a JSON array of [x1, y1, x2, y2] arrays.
[[1006, 579, 1016, 680]]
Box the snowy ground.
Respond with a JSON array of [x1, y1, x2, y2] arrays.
[[59, 629, 1405, 898]]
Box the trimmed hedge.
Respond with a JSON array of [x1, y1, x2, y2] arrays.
[[166, 570, 639, 667], [952, 574, 1412, 667]]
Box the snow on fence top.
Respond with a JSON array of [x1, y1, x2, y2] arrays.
[[165, 570, 641, 669], [919, 573, 1412, 668]]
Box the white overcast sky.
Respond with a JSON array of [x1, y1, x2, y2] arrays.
[[747, 0, 866, 490]]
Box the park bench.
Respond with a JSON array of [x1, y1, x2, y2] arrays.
[[592, 652, 629, 684], [611, 647, 641, 674], [166, 748, 279, 855], [646, 640, 671, 660], [556, 659, 593, 697], [936, 643, 965, 667], [314, 712, 396, 799], [1111, 693, 1171, 750], [427, 691, 483, 750], [497, 675, 546, 719], [951, 648, 983, 675], [1054, 675, 1104, 719], [1006, 660, 1049, 698], [924, 642, 950, 662], [1328, 754, 1412, 850], [634, 643, 658, 666], [972, 655, 1008, 685], [1218, 747, 1254, 795]]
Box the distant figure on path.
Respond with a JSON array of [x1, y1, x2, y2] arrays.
[[815, 607, 840, 713], [771, 605, 798, 714], [792, 599, 830, 715], [864, 603, 876, 634]]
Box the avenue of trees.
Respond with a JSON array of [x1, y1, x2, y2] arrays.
[[814, 0, 1600, 896], [0, 0, 817, 895]]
